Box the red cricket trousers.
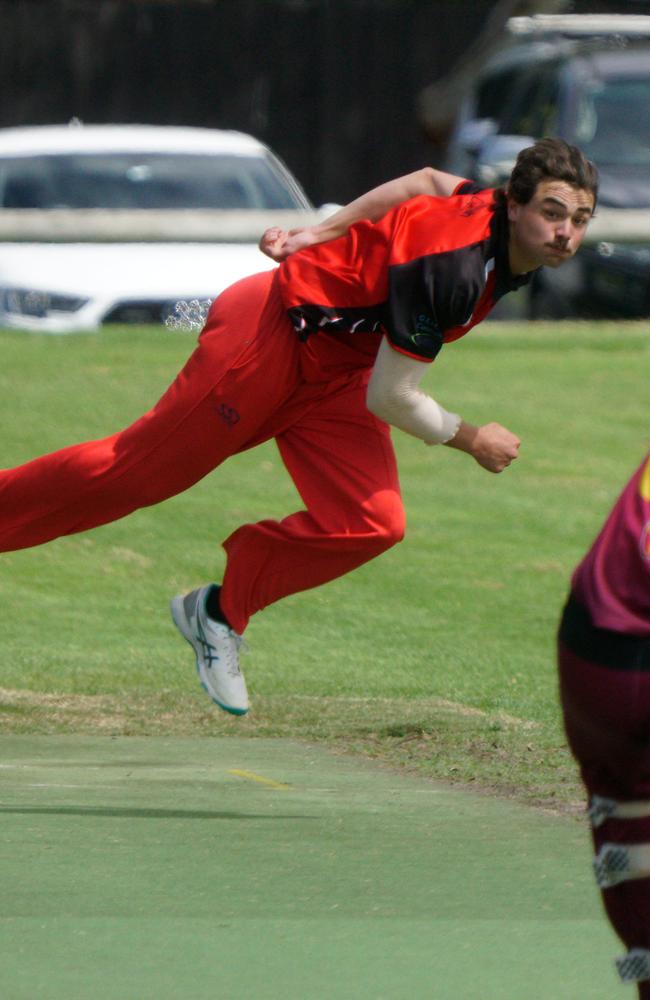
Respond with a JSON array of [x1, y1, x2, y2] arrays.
[[0, 270, 405, 633]]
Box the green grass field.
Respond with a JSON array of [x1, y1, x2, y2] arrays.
[[1, 319, 648, 809]]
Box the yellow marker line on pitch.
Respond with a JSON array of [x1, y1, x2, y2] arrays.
[[228, 769, 290, 790]]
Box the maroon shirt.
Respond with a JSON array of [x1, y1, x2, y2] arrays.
[[572, 453, 650, 637]]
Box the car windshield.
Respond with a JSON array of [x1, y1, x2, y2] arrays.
[[575, 77, 650, 166], [0, 152, 307, 210]]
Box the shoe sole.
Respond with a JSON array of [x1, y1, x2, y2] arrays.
[[170, 596, 249, 716]]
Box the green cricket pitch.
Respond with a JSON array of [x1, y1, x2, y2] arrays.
[[0, 735, 619, 999]]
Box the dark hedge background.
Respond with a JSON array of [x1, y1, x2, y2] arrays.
[[1, 0, 649, 203]]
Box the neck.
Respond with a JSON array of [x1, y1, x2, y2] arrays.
[[508, 232, 534, 276]]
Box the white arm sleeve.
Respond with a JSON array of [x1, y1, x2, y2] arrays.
[[366, 336, 461, 445]]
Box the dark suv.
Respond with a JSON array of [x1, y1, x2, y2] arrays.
[[447, 30, 650, 318]]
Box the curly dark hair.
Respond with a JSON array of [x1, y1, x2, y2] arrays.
[[506, 137, 599, 209]]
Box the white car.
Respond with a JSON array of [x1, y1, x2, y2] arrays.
[[0, 123, 325, 333]]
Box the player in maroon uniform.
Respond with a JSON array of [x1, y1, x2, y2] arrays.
[[0, 138, 597, 716], [558, 454, 650, 996]]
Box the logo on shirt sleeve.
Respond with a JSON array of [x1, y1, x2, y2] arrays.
[[409, 313, 442, 351]]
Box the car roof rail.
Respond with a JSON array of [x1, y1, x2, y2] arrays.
[[508, 14, 650, 41]]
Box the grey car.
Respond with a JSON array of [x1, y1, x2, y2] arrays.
[[447, 28, 650, 318]]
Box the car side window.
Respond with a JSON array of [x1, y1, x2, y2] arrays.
[[575, 78, 650, 164], [498, 64, 561, 138], [474, 67, 523, 123], [2, 175, 49, 208]]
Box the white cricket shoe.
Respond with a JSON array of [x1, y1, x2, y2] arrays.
[[170, 585, 249, 716]]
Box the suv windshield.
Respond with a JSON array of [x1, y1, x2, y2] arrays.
[[497, 62, 562, 138], [574, 77, 650, 166], [0, 152, 306, 210]]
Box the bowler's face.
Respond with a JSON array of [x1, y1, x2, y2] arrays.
[[507, 179, 595, 275]]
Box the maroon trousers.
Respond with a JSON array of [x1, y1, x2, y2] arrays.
[[559, 601, 650, 999]]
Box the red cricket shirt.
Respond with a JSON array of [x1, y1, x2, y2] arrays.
[[278, 181, 533, 363]]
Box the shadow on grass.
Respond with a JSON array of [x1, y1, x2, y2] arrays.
[[0, 805, 317, 821]]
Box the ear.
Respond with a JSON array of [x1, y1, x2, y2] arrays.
[[506, 190, 520, 223], [505, 187, 520, 222]]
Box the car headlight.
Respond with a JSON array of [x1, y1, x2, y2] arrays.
[[0, 288, 89, 317]]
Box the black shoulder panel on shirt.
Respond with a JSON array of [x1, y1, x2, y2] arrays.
[[455, 180, 485, 196], [386, 242, 487, 360]]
